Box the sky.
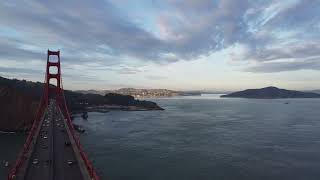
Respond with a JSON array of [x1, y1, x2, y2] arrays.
[[0, 0, 319, 91]]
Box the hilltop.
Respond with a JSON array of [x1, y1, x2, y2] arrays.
[[221, 86, 320, 99]]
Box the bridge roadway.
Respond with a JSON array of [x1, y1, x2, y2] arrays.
[[18, 100, 89, 180]]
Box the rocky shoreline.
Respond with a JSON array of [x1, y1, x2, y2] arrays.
[[86, 104, 164, 112]]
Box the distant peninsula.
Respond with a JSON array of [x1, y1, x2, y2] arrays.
[[76, 88, 201, 98], [221, 86, 320, 99]]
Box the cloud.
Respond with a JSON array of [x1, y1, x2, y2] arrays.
[[146, 75, 167, 80], [0, 66, 42, 75], [245, 57, 320, 73], [0, 0, 167, 62], [156, 0, 250, 58], [0, 0, 319, 75]]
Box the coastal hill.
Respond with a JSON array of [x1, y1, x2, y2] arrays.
[[0, 76, 163, 131], [221, 86, 320, 99], [76, 88, 201, 98], [0, 86, 39, 131], [310, 90, 320, 94]]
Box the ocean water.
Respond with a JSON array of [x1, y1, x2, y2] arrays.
[[2, 94, 320, 179], [0, 133, 25, 179]]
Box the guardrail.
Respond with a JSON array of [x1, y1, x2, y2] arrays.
[[60, 90, 100, 180], [8, 99, 46, 180]]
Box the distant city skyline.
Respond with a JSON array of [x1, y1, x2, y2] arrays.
[[0, 0, 320, 91]]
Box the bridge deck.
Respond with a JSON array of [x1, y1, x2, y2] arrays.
[[17, 100, 89, 180]]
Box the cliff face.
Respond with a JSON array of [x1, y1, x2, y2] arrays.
[[0, 86, 39, 131]]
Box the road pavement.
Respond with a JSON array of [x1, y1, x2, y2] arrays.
[[23, 100, 85, 180]]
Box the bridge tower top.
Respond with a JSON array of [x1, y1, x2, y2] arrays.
[[45, 50, 62, 105]]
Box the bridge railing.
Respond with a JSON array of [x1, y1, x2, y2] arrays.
[[8, 97, 46, 180], [50, 49, 99, 179], [60, 87, 100, 180]]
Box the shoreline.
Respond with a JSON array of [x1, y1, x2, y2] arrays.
[[0, 130, 17, 134], [85, 104, 164, 112], [1, 105, 165, 133], [71, 104, 165, 116]]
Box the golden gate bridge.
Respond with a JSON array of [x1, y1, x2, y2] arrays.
[[8, 50, 99, 180]]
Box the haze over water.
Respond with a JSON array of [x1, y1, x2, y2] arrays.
[[1, 94, 320, 179]]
